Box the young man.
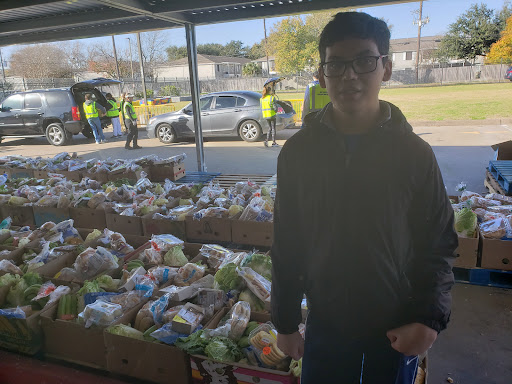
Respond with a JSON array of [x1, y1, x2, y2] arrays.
[[83, 93, 106, 144], [271, 12, 458, 383], [123, 94, 141, 150], [105, 93, 122, 138]]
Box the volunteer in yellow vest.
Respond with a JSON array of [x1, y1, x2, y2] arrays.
[[105, 93, 122, 138], [260, 86, 278, 147], [123, 94, 141, 150], [301, 71, 331, 122], [120, 92, 128, 135], [83, 93, 106, 144]]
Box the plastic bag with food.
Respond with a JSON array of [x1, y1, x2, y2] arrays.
[[79, 300, 123, 328], [133, 274, 158, 298], [88, 193, 106, 209], [109, 290, 144, 310], [100, 229, 134, 258], [193, 207, 229, 220], [480, 218, 508, 239], [150, 234, 184, 254], [487, 205, 512, 216], [0, 259, 23, 275], [174, 263, 206, 286], [217, 252, 248, 270], [73, 246, 119, 280], [460, 191, 481, 202], [469, 196, 502, 209], [485, 193, 512, 204], [199, 244, 233, 270], [57, 192, 71, 209], [148, 266, 178, 285], [237, 267, 271, 302], [162, 305, 184, 324], [166, 205, 196, 221], [220, 301, 251, 340]]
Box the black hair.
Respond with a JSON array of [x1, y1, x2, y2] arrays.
[[319, 12, 390, 63], [105, 93, 112, 98]]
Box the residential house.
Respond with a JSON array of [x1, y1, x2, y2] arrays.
[[154, 54, 251, 80], [252, 56, 276, 76]]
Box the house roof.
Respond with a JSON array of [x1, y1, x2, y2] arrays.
[[390, 35, 443, 53], [166, 54, 251, 67], [253, 56, 276, 62]]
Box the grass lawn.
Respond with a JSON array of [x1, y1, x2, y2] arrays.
[[274, 82, 512, 121]]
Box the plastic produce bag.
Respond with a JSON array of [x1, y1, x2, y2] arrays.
[[0, 260, 23, 275], [237, 267, 271, 302], [151, 293, 171, 325], [480, 218, 508, 239], [200, 244, 232, 270], [193, 207, 229, 220], [485, 193, 512, 205], [174, 263, 206, 286], [148, 266, 178, 285], [79, 301, 123, 328], [73, 246, 119, 280], [469, 196, 502, 209], [220, 301, 250, 340]]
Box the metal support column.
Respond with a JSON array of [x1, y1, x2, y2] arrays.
[[185, 23, 205, 172], [136, 32, 147, 106]]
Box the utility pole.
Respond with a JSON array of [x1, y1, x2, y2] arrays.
[[263, 19, 270, 77], [0, 48, 6, 82], [136, 32, 148, 107], [413, 1, 429, 84], [126, 37, 135, 92], [111, 35, 122, 95]]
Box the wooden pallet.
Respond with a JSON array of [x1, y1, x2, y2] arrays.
[[454, 267, 512, 289], [209, 174, 274, 188], [488, 160, 512, 194], [484, 170, 509, 196]]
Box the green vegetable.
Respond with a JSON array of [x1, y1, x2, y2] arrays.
[[164, 246, 188, 267], [290, 359, 302, 377], [143, 324, 160, 342], [241, 253, 272, 281], [107, 324, 145, 340], [205, 336, 243, 363], [245, 321, 259, 336], [190, 183, 204, 197], [214, 263, 243, 292], [175, 330, 209, 355], [239, 290, 265, 312], [179, 198, 193, 206], [0, 273, 20, 288], [261, 186, 271, 196], [77, 280, 103, 295], [94, 275, 119, 291], [154, 184, 164, 195], [454, 207, 477, 238], [7, 279, 28, 307], [238, 336, 250, 348], [22, 272, 42, 287]]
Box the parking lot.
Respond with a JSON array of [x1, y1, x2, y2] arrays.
[[2, 122, 511, 194]]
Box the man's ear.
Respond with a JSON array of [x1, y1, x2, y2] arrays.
[[318, 66, 327, 88], [382, 59, 392, 82]]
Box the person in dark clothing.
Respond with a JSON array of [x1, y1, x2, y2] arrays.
[[123, 94, 141, 150], [271, 12, 458, 384]]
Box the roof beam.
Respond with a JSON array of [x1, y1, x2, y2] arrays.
[[0, 0, 61, 12], [0, 18, 179, 47], [0, 8, 135, 36], [100, 0, 192, 25]]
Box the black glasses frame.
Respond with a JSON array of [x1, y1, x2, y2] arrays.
[[321, 55, 388, 78]]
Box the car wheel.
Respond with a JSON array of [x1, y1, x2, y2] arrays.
[[239, 120, 262, 142], [46, 123, 69, 146], [156, 123, 177, 144], [82, 126, 94, 139]]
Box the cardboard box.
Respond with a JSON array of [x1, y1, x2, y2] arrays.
[[84, 172, 109, 184], [491, 140, 512, 161], [191, 308, 297, 384], [70, 207, 106, 229], [454, 234, 479, 268], [0, 205, 35, 226], [150, 162, 186, 182], [33, 170, 48, 179], [36, 251, 77, 280], [6, 168, 34, 179], [59, 170, 82, 182], [141, 214, 186, 239], [41, 302, 142, 370], [232, 220, 273, 247], [32, 206, 70, 227], [105, 213, 143, 236], [104, 312, 191, 384], [172, 303, 205, 334], [185, 216, 232, 243], [480, 234, 512, 271], [0, 305, 56, 355]]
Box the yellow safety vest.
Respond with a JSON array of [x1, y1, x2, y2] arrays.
[[83, 101, 98, 119], [260, 95, 276, 119], [106, 100, 119, 117], [309, 83, 330, 110], [123, 102, 137, 120]]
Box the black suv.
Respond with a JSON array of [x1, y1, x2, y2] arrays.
[[0, 78, 120, 146]]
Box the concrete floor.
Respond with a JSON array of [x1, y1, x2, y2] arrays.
[[2, 123, 512, 383]]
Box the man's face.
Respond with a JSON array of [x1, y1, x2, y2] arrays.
[[319, 38, 392, 115]]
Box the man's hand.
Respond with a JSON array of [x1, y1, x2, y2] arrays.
[[277, 331, 304, 361], [386, 323, 437, 356]]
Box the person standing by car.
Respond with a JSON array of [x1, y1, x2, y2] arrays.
[[83, 93, 106, 144], [123, 94, 141, 150], [301, 71, 331, 122], [260, 85, 278, 147], [105, 93, 122, 138], [271, 12, 457, 383]]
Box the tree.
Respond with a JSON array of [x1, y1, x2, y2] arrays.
[[246, 42, 266, 60], [486, 15, 512, 63], [166, 45, 188, 61], [139, 31, 168, 80], [87, 43, 132, 78], [9, 44, 72, 78], [197, 43, 224, 56], [242, 62, 262, 76], [437, 4, 502, 61], [496, 1, 512, 31], [222, 40, 247, 57], [267, 9, 348, 74]]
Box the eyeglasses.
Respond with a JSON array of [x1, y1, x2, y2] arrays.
[[321, 55, 388, 77]]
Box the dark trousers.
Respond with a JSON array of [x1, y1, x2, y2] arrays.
[[266, 117, 276, 143], [125, 119, 138, 147], [301, 320, 418, 384]]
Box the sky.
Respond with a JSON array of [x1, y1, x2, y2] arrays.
[[0, 0, 510, 61]]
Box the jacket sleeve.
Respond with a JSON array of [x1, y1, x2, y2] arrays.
[[271, 146, 306, 334], [407, 147, 458, 333]]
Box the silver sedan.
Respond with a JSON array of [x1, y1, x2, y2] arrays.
[[146, 90, 296, 143]]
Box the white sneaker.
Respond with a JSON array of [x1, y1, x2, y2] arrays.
[[102, 139, 108, 143], [96, 141, 101, 145]]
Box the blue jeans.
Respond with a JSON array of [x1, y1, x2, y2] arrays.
[[301, 320, 418, 384], [88, 117, 105, 143]]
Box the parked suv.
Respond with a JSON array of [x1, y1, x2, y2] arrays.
[[0, 78, 120, 146]]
